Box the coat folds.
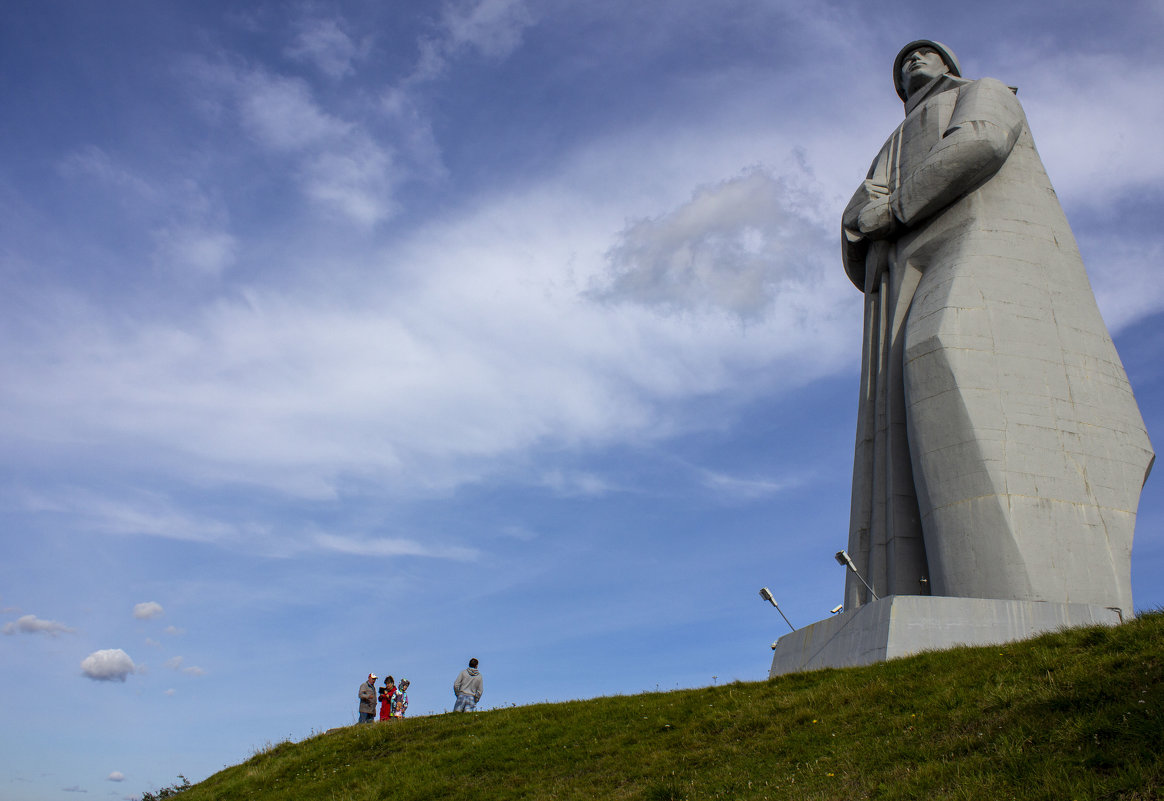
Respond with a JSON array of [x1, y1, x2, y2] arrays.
[[841, 71, 1153, 617]]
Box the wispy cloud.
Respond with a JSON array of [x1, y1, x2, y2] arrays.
[[313, 533, 478, 561], [133, 601, 165, 620], [164, 656, 205, 675], [153, 224, 237, 277], [405, 0, 534, 84], [2, 614, 77, 637], [538, 470, 613, 498], [12, 489, 248, 544], [80, 649, 137, 682], [57, 145, 155, 199], [698, 468, 802, 500], [442, 0, 534, 60], [595, 167, 833, 320], [286, 14, 368, 78], [107, 772, 125, 783], [184, 58, 403, 227]]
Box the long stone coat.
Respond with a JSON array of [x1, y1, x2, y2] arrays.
[[841, 72, 1153, 617]]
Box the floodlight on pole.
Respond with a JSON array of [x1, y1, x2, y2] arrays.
[[834, 549, 879, 600], [758, 587, 796, 632]]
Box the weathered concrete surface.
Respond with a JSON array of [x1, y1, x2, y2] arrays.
[[768, 596, 1122, 677], [840, 41, 1154, 619]]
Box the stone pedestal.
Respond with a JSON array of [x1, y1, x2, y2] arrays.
[[768, 595, 1123, 678]]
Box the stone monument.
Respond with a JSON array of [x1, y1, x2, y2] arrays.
[[769, 41, 1154, 676]]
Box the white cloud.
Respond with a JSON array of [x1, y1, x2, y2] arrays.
[[57, 145, 155, 198], [595, 167, 833, 319], [499, 524, 539, 541], [80, 649, 137, 682], [442, 0, 534, 59], [165, 688, 176, 696], [0, 139, 860, 520], [301, 137, 397, 225], [133, 601, 165, 620], [1014, 53, 1164, 207], [153, 224, 237, 277], [1081, 230, 1164, 332], [287, 16, 367, 78], [164, 626, 186, 636], [313, 533, 478, 561], [12, 489, 253, 544], [698, 467, 801, 500], [230, 68, 399, 225], [538, 470, 613, 498], [2, 614, 77, 636], [163, 657, 205, 676], [107, 772, 125, 783], [237, 71, 351, 151]]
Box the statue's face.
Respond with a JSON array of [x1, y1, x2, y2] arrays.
[[900, 47, 948, 96]]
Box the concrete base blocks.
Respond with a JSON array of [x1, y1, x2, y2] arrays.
[[767, 595, 1123, 678]]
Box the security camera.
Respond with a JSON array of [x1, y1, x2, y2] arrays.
[[758, 587, 777, 607], [830, 604, 843, 614]]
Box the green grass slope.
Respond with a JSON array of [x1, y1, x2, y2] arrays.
[[179, 611, 1164, 801]]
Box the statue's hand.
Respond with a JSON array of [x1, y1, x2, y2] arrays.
[[844, 180, 896, 240]]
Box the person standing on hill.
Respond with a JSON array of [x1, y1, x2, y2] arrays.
[[378, 676, 396, 722], [453, 658, 483, 712], [392, 679, 410, 719], [357, 673, 378, 723]]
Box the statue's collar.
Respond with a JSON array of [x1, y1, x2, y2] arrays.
[[902, 73, 969, 115]]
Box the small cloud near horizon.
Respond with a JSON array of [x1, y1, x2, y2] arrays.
[[166, 656, 207, 676], [3, 614, 77, 637], [133, 601, 165, 620], [107, 772, 125, 782], [81, 649, 137, 682]]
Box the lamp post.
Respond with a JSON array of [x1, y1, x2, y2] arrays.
[[758, 587, 796, 632], [834, 550, 879, 600]]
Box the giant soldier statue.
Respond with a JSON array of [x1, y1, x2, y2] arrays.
[[841, 41, 1153, 618]]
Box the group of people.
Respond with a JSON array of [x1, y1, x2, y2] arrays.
[[356, 657, 483, 722], [357, 673, 409, 723]]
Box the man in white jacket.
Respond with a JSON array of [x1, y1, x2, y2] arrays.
[[453, 658, 482, 712]]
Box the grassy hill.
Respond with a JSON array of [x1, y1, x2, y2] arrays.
[[172, 611, 1163, 801]]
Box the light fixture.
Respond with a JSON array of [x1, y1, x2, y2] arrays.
[[830, 604, 843, 614], [834, 549, 879, 600], [758, 587, 796, 632]]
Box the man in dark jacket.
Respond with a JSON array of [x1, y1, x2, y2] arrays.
[[453, 658, 482, 712], [357, 673, 378, 723]]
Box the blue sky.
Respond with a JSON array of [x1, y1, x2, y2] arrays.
[[3, 1, 1163, 798]]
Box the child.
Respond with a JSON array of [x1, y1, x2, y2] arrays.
[[378, 676, 396, 722], [391, 679, 409, 719]]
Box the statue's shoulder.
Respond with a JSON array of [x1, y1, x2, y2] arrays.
[[973, 76, 1019, 96]]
